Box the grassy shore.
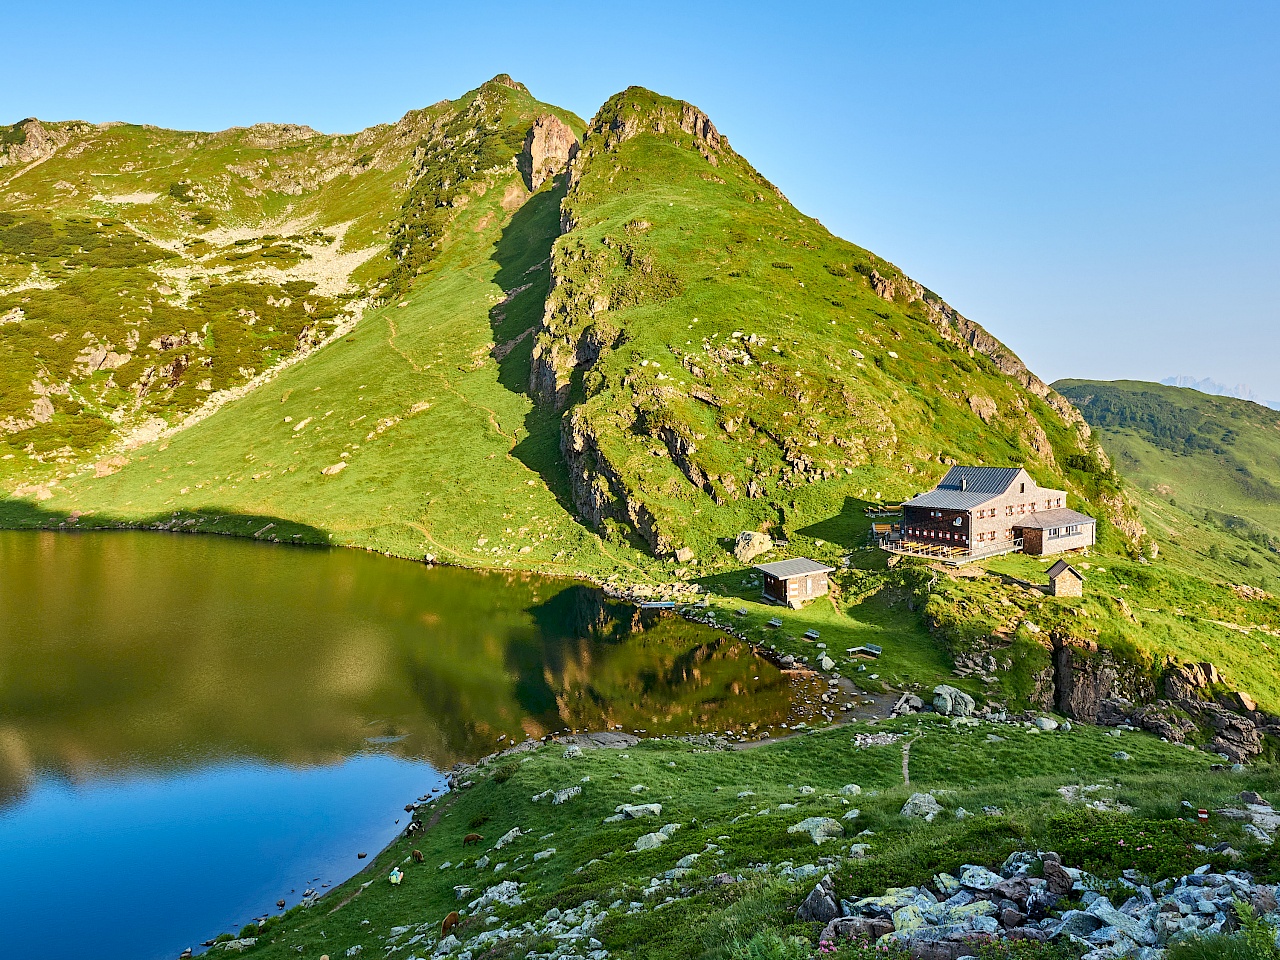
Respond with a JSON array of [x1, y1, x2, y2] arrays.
[[219, 715, 1276, 959]]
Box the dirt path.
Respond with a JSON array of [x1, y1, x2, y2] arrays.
[[902, 735, 921, 786]]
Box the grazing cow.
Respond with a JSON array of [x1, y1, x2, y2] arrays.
[[412, 849, 424, 863], [441, 911, 460, 937], [463, 833, 483, 846]]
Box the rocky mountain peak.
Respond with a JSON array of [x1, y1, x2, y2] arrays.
[[583, 88, 728, 165], [485, 74, 529, 95]]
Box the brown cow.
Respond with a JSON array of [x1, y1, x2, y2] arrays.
[[441, 911, 460, 937], [412, 849, 424, 863], [462, 833, 483, 846]]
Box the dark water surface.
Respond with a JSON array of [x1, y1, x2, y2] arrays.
[[0, 531, 802, 959]]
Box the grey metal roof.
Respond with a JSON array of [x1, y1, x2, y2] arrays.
[[1047, 560, 1085, 580], [1011, 508, 1095, 530], [901, 466, 1026, 511], [754, 558, 835, 579]]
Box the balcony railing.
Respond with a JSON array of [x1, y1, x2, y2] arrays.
[[878, 535, 1023, 565]]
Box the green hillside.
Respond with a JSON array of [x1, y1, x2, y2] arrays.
[[535, 88, 1123, 561], [1057, 379, 1280, 553]]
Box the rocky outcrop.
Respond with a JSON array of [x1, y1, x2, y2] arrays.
[[1051, 638, 1156, 721], [733, 531, 773, 563], [1066, 657, 1279, 762], [0, 118, 76, 168], [520, 115, 578, 190], [561, 409, 672, 555]]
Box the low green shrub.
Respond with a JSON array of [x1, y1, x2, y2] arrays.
[[975, 940, 1085, 959], [1045, 809, 1226, 881], [816, 937, 910, 958], [728, 931, 812, 960], [837, 817, 1026, 898]]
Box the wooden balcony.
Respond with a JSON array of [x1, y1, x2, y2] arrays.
[[878, 535, 1023, 566]]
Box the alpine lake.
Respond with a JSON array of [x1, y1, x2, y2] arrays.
[[0, 531, 822, 959]]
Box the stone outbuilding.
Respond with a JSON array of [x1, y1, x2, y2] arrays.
[[754, 558, 834, 608], [1046, 560, 1085, 597]]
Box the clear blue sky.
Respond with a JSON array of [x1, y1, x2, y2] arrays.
[[7, 2, 1279, 399]]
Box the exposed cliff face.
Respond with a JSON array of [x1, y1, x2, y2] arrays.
[[520, 114, 578, 191], [561, 409, 673, 554], [1050, 637, 1157, 719], [1045, 637, 1275, 761]]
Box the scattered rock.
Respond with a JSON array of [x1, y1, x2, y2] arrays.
[[634, 832, 666, 851], [733, 530, 774, 562], [797, 875, 839, 923], [787, 817, 845, 844], [901, 793, 943, 822], [932, 685, 976, 718]]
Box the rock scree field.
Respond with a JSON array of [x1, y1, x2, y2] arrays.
[[2, 75, 1279, 959]]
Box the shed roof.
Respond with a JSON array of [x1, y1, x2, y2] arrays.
[[1011, 507, 1095, 531], [901, 466, 1027, 511], [1047, 560, 1085, 581], [754, 558, 835, 579]]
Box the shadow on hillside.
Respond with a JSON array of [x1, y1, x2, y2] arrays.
[[486, 176, 587, 522], [796, 496, 876, 550], [691, 568, 760, 601], [0, 497, 334, 549]]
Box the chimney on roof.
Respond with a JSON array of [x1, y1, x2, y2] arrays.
[[960, 477, 968, 491]]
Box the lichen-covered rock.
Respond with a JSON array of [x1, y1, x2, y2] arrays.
[[901, 793, 943, 822], [787, 817, 844, 844], [932, 685, 975, 718]]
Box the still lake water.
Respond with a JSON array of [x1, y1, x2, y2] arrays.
[[0, 531, 805, 959]]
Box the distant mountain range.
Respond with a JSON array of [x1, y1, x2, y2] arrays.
[[1162, 375, 1280, 410]]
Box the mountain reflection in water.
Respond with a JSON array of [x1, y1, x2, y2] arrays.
[[0, 531, 807, 807]]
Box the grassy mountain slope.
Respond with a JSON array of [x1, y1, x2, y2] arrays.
[[534, 88, 1125, 560], [1057, 379, 1280, 551]]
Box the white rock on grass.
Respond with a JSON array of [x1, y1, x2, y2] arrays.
[[1034, 717, 1060, 732], [563, 745, 584, 759], [901, 793, 943, 822], [634, 832, 667, 851], [840, 784, 862, 797], [787, 817, 845, 844], [553, 786, 581, 805], [533, 848, 555, 861], [617, 803, 662, 819], [493, 827, 524, 849]]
